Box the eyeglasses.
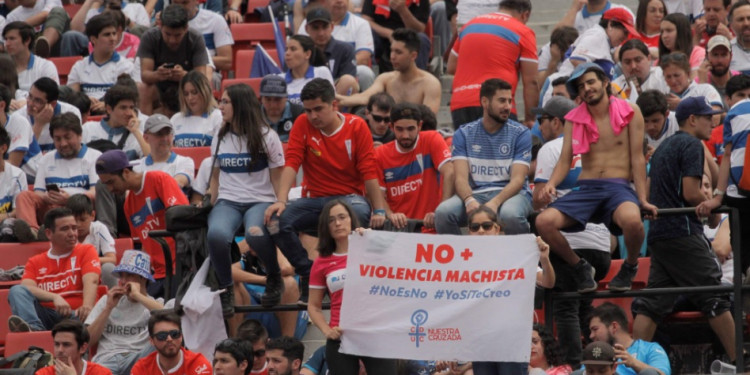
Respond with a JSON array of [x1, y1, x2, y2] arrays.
[[468, 221, 496, 232], [153, 330, 182, 341], [253, 349, 266, 357], [371, 114, 390, 123]]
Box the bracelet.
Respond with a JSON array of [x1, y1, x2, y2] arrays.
[[373, 209, 386, 216], [713, 189, 725, 196], [229, 6, 240, 11], [464, 196, 476, 204]]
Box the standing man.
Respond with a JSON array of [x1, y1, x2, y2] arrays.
[[131, 312, 212, 375], [535, 63, 657, 293], [264, 78, 387, 306], [448, 0, 538, 128], [94, 150, 189, 299], [633, 96, 737, 366], [266, 336, 305, 375], [7, 208, 101, 332], [36, 320, 113, 375], [374, 102, 454, 230], [434, 78, 533, 235]]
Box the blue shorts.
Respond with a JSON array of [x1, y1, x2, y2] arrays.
[[549, 178, 640, 236]]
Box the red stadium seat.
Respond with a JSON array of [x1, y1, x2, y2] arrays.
[[244, 0, 270, 23], [49, 56, 83, 85], [221, 78, 263, 97], [230, 22, 285, 76], [173, 147, 212, 176], [5, 331, 54, 357], [0, 242, 49, 271], [0, 289, 10, 349], [113, 238, 134, 264], [63, 3, 82, 19]]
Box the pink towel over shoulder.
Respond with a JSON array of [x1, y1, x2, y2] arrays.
[[564, 96, 634, 155]]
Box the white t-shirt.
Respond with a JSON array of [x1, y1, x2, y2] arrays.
[[171, 109, 222, 148], [730, 38, 750, 74], [612, 67, 670, 101], [646, 112, 678, 151], [188, 9, 234, 57], [84, 3, 150, 28], [18, 54, 59, 94], [664, 0, 702, 19], [68, 54, 137, 100], [456, 0, 499, 25], [298, 12, 374, 55], [34, 144, 101, 195], [703, 214, 733, 285], [678, 81, 723, 109], [84, 220, 115, 257], [192, 157, 213, 196], [133, 152, 195, 184], [534, 137, 611, 252], [7, 0, 62, 31], [0, 161, 27, 214], [558, 25, 612, 76], [573, 2, 633, 35], [5, 112, 42, 177], [211, 128, 284, 203], [85, 294, 164, 363], [19, 102, 81, 153], [82, 119, 144, 160], [280, 66, 334, 105]]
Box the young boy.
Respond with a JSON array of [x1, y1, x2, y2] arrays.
[[66, 194, 117, 287]]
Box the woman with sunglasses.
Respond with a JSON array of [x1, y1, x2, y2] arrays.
[[307, 200, 397, 375]]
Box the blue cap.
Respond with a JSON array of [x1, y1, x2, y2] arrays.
[[113, 250, 155, 282], [566, 62, 605, 98], [675, 96, 723, 123]]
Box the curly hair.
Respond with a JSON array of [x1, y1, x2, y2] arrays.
[[533, 323, 565, 367]]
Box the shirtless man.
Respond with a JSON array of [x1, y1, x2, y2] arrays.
[[535, 63, 658, 293], [335, 28, 441, 114]]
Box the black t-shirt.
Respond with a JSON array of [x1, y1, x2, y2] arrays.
[[361, 0, 430, 30], [137, 27, 210, 91], [325, 38, 357, 79], [648, 131, 705, 243]]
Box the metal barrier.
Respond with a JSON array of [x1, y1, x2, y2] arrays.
[[542, 206, 745, 370]]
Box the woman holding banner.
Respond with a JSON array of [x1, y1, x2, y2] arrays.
[[307, 200, 397, 374], [467, 206, 556, 375]]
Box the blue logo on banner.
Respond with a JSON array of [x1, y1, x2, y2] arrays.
[[409, 309, 428, 348]]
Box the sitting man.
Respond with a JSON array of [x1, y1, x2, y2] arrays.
[[434, 78, 533, 235], [266, 336, 305, 375], [6, 0, 71, 58], [66, 194, 117, 288], [374, 102, 454, 231], [18, 77, 82, 153], [0, 126, 30, 241], [14, 112, 100, 240], [235, 319, 270, 375], [82, 84, 149, 161], [36, 320, 112, 375], [260, 75, 304, 143], [86, 250, 164, 375], [366, 92, 396, 147], [67, 12, 137, 114], [131, 311, 212, 375], [2, 22, 58, 96], [304, 7, 358, 95], [213, 338, 252, 375], [132, 114, 194, 190], [336, 28, 442, 114], [8, 208, 101, 332], [0, 84, 42, 180]]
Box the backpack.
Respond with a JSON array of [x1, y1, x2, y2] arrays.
[[0, 346, 54, 375]]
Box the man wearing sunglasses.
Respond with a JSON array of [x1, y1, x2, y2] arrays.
[[131, 311, 212, 375], [365, 93, 396, 148]]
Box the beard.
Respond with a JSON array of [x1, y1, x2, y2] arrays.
[[710, 65, 729, 77], [488, 111, 509, 125]]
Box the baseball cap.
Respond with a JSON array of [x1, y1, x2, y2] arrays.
[[707, 35, 731, 53], [566, 62, 605, 98], [602, 8, 639, 39], [113, 250, 155, 282], [306, 7, 331, 24], [260, 75, 288, 98], [675, 96, 724, 123], [532, 96, 577, 120], [95, 150, 135, 174], [144, 114, 173, 134], [581, 341, 616, 366]]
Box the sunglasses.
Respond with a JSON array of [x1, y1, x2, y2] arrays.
[[469, 221, 496, 232], [153, 330, 182, 341], [371, 114, 391, 123]]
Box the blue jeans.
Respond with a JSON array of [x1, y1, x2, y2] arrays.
[[8, 285, 75, 331], [268, 195, 371, 276], [60, 30, 88, 57], [434, 190, 532, 235], [207, 199, 274, 288], [473, 361, 528, 375]]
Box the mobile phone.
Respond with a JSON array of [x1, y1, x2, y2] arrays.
[[45, 183, 60, 192], [163, 63, 176, 69]]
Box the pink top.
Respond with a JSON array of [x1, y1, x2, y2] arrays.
[[689, 46, 706, 71], [566, 96, 634, 155], [546, 365, 572, 375]]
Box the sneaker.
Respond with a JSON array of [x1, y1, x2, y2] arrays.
[[297, 275, 309, 306], [261, 273, 284, 308], [34, 36, 50, 58], [8, 315, 30, 332], [12, 219, 36, 243], [573, 259, 598, 293], [608, 260, 638, 292], [219, 285, 235, 318]]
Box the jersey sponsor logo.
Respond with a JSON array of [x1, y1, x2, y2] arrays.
[[39, 274, 78, 292], [390, 179, 424, 197], [39, 267, 48, 274], [499, 144, 510, 156], [91, 259, 101, 268], [195, 364, 210, 375], [471, 144, 481, 153], [284, 121, 293, 131], [470, 164, 511, 178], [105, 324, 147, 336], [174, 136, 212, 148], [311, 136, 322, 146], [0, 197, 11, 214]]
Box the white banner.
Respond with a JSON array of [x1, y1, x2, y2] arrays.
[[339, 231, 539, 362]]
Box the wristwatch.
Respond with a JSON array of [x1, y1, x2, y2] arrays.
[[713, 188, 725, 196]]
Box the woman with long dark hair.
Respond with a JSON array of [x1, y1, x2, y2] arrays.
[[206, 83, 286, 317], [282, 35, 334, 105], [530, 324, 572, 374], [635, 0, 667, 50], [659, 13, 705, 73], [171, 71, 222, 148], [307, 200, 397, 374]]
